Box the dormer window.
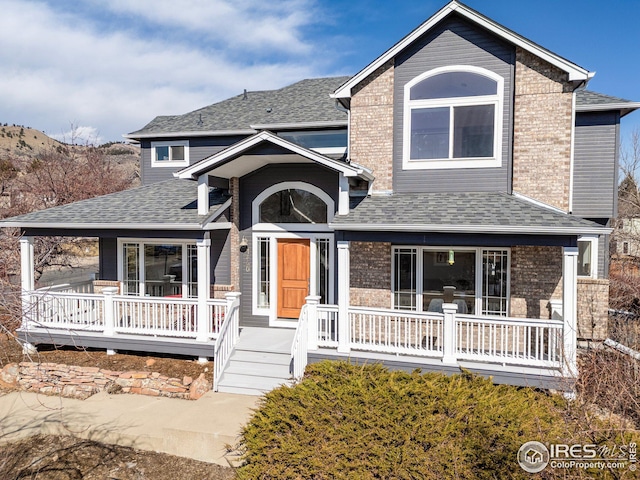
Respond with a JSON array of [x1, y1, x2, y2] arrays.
[[403, 66, 503, 170], [151, 140, 189, 167]]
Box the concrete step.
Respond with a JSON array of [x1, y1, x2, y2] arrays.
[[229, 349, 291, 366], [216, 327, 296, 395], [217, 372, 292, 395], [224, 360, 291, 378]]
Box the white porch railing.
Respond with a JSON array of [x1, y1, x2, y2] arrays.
[[307, 301, 566, 371], [213, 292, 242, 391], [348, 306, 443, 356], [24, 288, 230, 340], [290, 304, 309, 381], [28, 290, 104, 331], [456, 314, 563, 367]]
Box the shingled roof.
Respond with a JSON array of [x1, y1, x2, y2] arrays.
[[0, 179, 230, 230], [127, 77, 350, 139], [576, 90, 640, 117], [330, 192, 608, 235]]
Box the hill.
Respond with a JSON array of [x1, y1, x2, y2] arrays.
[[0, 125, 61, 157]]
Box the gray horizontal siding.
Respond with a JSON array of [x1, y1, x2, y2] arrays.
[[141, 136, 247, 185], [393, 14, 514, 193], [572, 112, 620, 218]]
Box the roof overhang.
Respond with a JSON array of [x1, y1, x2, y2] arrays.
[[332, 0, 593, 100], [123, 129, 257, 141], [576, 102, 640, 118], [249, 120, 347, 131], [329, 223, 611, 236], [1, 221, 232, 231], [175, 131, 373, 181]]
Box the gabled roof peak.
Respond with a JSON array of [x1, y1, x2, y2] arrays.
[[333, 0, 593, 99]]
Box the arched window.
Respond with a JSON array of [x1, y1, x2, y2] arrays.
[[403, 66, 502, 168], [259, 188, 328, 224]]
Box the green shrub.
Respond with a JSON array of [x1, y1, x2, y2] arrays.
[[236, 361, 635, 479]]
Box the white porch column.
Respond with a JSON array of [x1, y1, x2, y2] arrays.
[[441, 303, 458, 365], [305, 295, 321, 351], [338, 174, 349, 216], [196, 235, 211, 343], [19, 237, 34, 330], [197, 174, 209, 215], [19, 236, 34, 292], [337, 240, 350, 353], [562, 246, 578, 377]]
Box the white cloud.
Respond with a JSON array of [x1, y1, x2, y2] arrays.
[[0, 0, 329, 142], [50, 125, 103, 146]]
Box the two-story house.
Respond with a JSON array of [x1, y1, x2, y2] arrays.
[[4, 1, 639, 395]]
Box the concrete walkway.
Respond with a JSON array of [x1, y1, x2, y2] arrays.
[[0, 390, 260, 466]]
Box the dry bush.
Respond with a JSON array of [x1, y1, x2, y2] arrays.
[[575, 348, 640, 428]]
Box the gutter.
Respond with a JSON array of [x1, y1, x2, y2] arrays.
[[328, 223, 612, 236]]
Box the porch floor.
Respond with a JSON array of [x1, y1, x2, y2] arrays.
[[308, 348, 573, 392], [18, 327, 217, 360]]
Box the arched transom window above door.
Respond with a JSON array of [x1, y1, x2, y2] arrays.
[[403, 66, 503, 170], [252, 182, 335, 229], [260, 189, 327, 224]]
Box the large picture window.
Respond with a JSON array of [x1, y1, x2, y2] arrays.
[[403, 66, 502, 170], [120, 241, 197, 298], [392, 247, 510, 316]]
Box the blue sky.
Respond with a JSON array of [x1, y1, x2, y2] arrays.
[[0, 0, 638, 145]]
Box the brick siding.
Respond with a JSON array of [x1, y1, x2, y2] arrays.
[[510, 246, 563, 319], [512, 48, 573, 211], [350, 60, 394, 193], [577, 278, 609, 342], [349, 241, 391, 308]]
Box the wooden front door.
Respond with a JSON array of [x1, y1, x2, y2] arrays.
[[277, 239, 310, 319]]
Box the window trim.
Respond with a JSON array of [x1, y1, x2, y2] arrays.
[[151, 140, 189, 167], [252, 181, 335, 232], [117, 238, 197, 298], [391, 246, 511, 316], [402, 65, 503, 170], [577, 235, 598, 278], [251, 232, 335, 327]]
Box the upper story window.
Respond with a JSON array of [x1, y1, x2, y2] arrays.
[[151, 140, 189, 167], [278, 130, 347, 156], [403, 66, 503, 170]]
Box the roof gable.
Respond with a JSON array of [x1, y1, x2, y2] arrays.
[[175, 131, 373, 180], [333, 0, 593, 100]]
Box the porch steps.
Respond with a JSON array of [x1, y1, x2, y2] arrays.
[[216, 327, 295, 396]]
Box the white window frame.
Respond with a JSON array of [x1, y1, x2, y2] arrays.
[[402, 65, 503, 170], [117, 238, 197, 298], [251, 232, 335, 327], [251, 181, 335, 326], [252, 181, 335, 232], [391, 246, 511, 316], [577, 236, 598, 278], [151, 140, 189, 167]]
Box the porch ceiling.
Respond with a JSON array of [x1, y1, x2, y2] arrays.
[[0, 179, 231, 231], [330, 192, 610, 236], [202, 153, 326, 178]]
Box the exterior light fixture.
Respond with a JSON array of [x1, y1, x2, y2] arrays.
[[448, 249, 455, 265]]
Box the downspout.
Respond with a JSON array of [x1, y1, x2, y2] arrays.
[[568, 89, 577, 214], [335, 100, 350, 164]]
